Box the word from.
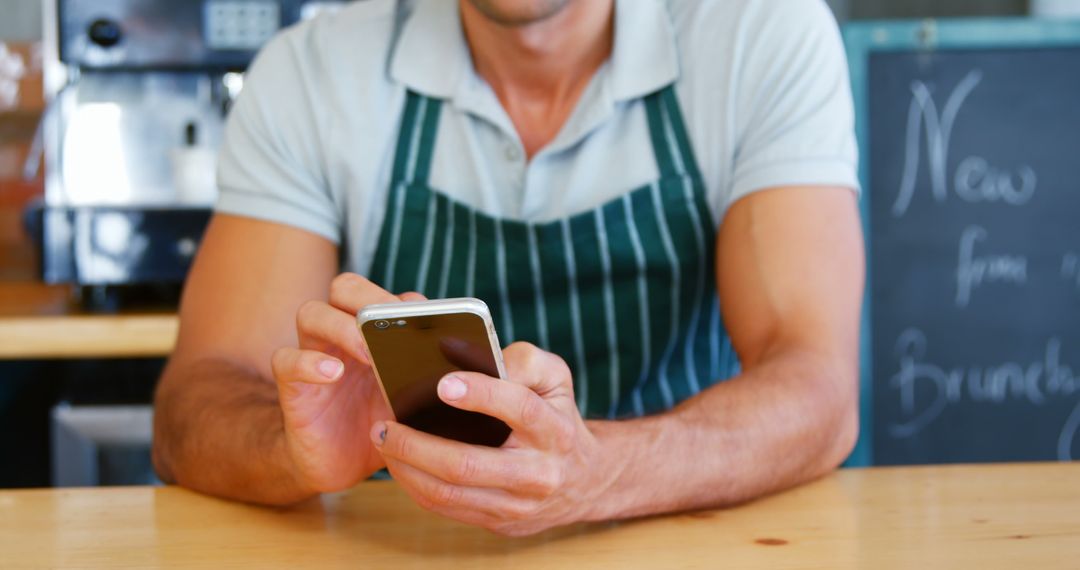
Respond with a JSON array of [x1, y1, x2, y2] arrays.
[[956, 225, 1028, 308]]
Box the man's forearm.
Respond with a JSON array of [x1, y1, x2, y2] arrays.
[[582, 346, 858, 522], [153, 357, 313, 505]]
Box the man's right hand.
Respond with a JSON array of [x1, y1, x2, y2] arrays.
[[155, 217, 410, 504], [269, 273, 419, 495]]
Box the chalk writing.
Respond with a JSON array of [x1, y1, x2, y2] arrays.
[[893, 70, 1038, 217], [889, 328, 1080, 459], [1059, 400, 1080, 461], [954, 156, 1037, 206], [956, 225, 1028, 308], [1064, 253, 1080, 291]]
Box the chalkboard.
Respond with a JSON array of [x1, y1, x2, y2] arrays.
[[846, 20, 1080, 466]]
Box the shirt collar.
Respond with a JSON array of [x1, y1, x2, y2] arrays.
[[608, 0, 680, 102], [389, 0, 680, 103]]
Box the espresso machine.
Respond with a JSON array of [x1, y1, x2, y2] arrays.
[[36, 0, 345, 308]]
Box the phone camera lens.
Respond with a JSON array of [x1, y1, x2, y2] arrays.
[[374, 320, 390, 330]]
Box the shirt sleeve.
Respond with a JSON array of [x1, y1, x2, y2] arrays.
[[728, 0, 859, 209], [215, 26, 342, 244]]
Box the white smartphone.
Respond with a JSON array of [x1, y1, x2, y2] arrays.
[[358, 298, 511, 447]]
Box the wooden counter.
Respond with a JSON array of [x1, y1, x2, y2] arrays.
[[0, 282, 177, 359], [1, 463, 1078, 568]]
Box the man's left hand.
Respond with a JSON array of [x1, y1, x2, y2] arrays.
[[370, 342, 614, 537]]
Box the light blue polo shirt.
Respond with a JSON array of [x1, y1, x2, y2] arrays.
[[216, 0, 858, 275]]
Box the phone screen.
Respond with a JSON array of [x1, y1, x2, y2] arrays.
[[362, 312, 511, 447]]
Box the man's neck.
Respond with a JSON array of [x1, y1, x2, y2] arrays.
[[459, 0, 615, 156]]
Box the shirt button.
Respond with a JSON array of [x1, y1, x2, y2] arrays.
[[504, 144, 522, 162]]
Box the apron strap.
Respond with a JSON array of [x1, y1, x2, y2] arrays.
[[390, 91, 423, 185], [661, 87, 703, 180], [390, 90, 444, 188], [644, 85, 701, 181], [644, 89, 679, 179], [412, 95, 444, 186]]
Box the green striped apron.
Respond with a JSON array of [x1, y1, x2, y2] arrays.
[[369, 85, 740, 419]]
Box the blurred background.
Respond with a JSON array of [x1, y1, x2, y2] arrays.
[[0, 0, 1077, 489]]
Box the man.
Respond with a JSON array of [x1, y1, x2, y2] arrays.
[[153, 0, 864, 537]]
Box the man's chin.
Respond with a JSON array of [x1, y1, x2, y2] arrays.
[[464, 0, 573, 27]]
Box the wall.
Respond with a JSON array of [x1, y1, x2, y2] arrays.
[[0, 0, 42, 41], [0, 0, 44, 281], [0, 0, 1041, 35], [0, 0, 1036, 37], [847, 0, 1028, 19], [826, 0, 850, 22]]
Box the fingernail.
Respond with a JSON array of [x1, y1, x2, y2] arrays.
[[371, 422, 387, 446], [318, 359, 344, 379], [439, 375, 468, 401]]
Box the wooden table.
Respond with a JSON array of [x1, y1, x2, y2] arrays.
[[2, 463, 1078, 568], [0, 282, 177, 359]]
